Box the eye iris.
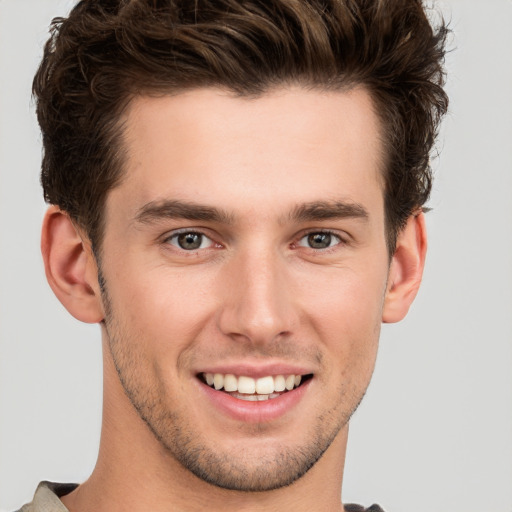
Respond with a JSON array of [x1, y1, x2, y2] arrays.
[[308, 233, 331, 249], [177, 232, 202, 250]]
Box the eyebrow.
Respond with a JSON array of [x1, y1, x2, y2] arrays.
[[134, 200, 234, 225], [134, 199, 369, 226], [288, 200, 369, 223]]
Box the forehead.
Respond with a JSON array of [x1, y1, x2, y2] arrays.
[[111, 86, 384, 222]]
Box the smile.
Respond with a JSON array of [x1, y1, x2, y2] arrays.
[[201, 373, 310, 401]]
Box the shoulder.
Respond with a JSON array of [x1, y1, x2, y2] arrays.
[[14, 481, 77, 512], [345, 504, 386, 512]]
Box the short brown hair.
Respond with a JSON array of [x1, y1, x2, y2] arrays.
[[33, 0, 449, 254]]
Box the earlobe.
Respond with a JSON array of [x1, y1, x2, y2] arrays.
[[382, 211, 427, 324], [41, 206, 104, 323]]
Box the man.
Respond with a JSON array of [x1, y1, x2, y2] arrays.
[[17, 0, 448, 510]]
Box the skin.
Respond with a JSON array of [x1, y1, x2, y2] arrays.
[[42, 86, 426, 512]]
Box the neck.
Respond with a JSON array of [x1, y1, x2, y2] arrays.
[[62, 341, 348, 512]]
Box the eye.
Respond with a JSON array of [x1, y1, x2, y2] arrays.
[[297, 231, 342, 250], [167, 231, 214, 250]]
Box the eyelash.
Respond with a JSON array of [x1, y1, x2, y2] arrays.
[[295, 230, 346, 252], [162, 228, 347, 254], [163, 230, 218, 251]]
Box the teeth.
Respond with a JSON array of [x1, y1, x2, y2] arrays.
[[238, 375, 256, 394], [285, 375, 295, 391], [255, 376, 274, 394], [213, 373, 224, 390], [203, 373, 306, 395], [228, 392, 283, 401], [223, 374, 238, 392], [274, 375, 286, 392], [239, 393, 258, 401]]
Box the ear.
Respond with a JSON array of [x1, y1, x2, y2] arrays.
[[382, 211, 427, 323], [41, 206, 104, 323]]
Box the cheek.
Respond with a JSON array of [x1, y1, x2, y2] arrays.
[[301, 269, 385, 376], [108, 263, 218, 347], [304, 267, 386, 332]]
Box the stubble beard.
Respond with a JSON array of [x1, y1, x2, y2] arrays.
[[99, 273, 365, 492]]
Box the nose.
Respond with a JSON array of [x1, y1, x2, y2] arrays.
[[216, 245, 299, 346]]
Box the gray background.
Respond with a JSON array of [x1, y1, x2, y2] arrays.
[[1, 0, 511, 511]]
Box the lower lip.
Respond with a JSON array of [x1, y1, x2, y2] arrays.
[[198, 378, 312, 423]]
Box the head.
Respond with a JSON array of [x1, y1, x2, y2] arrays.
[[35, 0, 449, 498], [34, 0, 448, 258]]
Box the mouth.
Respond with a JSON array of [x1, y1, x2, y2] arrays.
[[199, 372, 313, 402]]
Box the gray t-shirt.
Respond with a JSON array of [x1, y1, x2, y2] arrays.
[[16, 482, 77, 512], [16, 481, 385, 511]]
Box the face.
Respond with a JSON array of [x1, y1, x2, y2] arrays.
[[98, 87, 389, 491]]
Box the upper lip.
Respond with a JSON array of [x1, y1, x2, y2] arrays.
[[195, 362, 314, 379]]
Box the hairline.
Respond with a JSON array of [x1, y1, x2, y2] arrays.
[[90, 82, 400, 260]]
